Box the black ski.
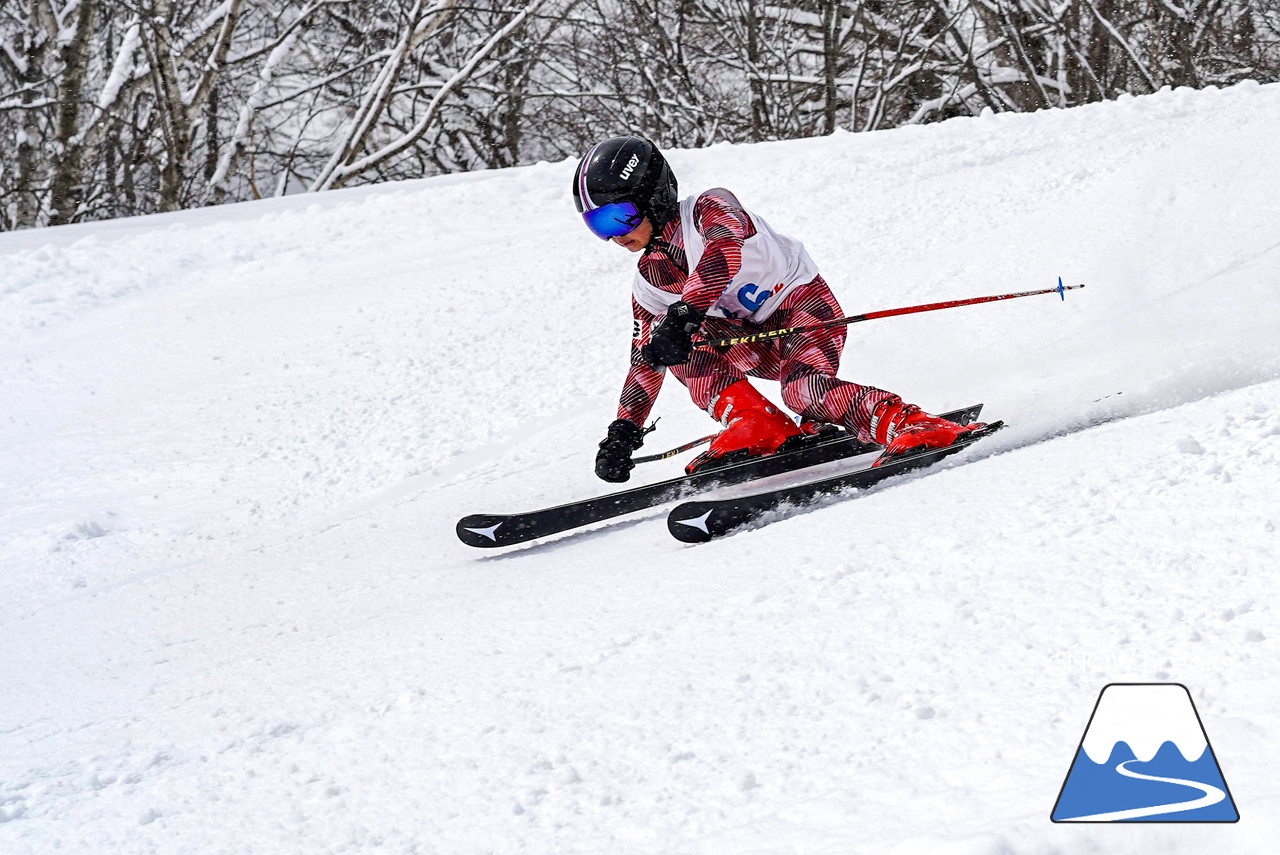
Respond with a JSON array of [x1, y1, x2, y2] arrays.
[[456, 405, 983, 548], [667, 421, 1005, 543]]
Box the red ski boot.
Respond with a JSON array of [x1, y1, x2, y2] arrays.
[[686, 380, 804, 474], [870, 398, 984, 461]]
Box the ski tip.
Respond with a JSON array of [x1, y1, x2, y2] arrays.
[[962, 420, 1005, 443], [976, 420, 1005, 440], [953, 402, 983, 426], [667, 506, 716, 543], [456, 515, 509, 548]]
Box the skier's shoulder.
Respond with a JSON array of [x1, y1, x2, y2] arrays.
[[690, 187, 745, 215], [689, 188, 752, 236]]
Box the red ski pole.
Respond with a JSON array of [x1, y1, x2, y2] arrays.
[[697, 279, 1084, 349]]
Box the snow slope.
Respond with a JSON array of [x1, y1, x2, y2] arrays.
[[3, 82, 1280, 854]]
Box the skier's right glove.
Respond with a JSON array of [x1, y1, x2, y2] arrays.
[[641, 301, 704, 368], [595, 418, 645, 483]]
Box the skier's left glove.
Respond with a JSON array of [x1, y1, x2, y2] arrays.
[[641, 301, 704, 368]]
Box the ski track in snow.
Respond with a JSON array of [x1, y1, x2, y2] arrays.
[[3, 82, 1280, 854]]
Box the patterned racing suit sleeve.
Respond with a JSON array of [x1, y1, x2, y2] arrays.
[[679, 192, 752, 314], [617, 298, 665, 425]]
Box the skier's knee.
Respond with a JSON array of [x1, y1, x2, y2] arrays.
[[780, 380, 809, 416]]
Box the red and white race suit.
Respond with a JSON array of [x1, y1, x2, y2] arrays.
[[618, 188, 899, 444]]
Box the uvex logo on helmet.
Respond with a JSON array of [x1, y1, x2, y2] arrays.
[[620, 154, 640, 180]]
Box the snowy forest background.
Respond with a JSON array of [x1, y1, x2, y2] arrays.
[[3, 0, 1278, 231]]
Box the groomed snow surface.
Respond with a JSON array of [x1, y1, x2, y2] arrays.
[[3, 82, 1280, 854]]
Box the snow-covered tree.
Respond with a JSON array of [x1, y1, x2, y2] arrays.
[[2, 0, 1277, 230]]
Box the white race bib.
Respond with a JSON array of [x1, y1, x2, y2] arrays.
[[632, 192, 819, 323]]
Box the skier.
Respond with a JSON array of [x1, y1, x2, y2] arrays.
[[574, 135, 984, 483]]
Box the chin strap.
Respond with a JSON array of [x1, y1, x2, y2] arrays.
[[643, 207, 678, 252], [645, 233, 675, 254]]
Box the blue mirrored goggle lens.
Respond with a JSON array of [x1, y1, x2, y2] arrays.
[[582, 201, 643, 239]]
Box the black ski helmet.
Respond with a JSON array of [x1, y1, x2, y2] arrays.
[[573, 136, 679, 233]]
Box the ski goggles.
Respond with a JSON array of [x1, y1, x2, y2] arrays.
[[582, 200, 644, 240]]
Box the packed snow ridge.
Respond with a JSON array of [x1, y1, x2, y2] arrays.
[[2, 82, 1279, 854]]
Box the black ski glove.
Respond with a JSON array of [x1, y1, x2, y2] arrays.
[[595, 418, 646, 483], [641, 301, 704, 368]]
